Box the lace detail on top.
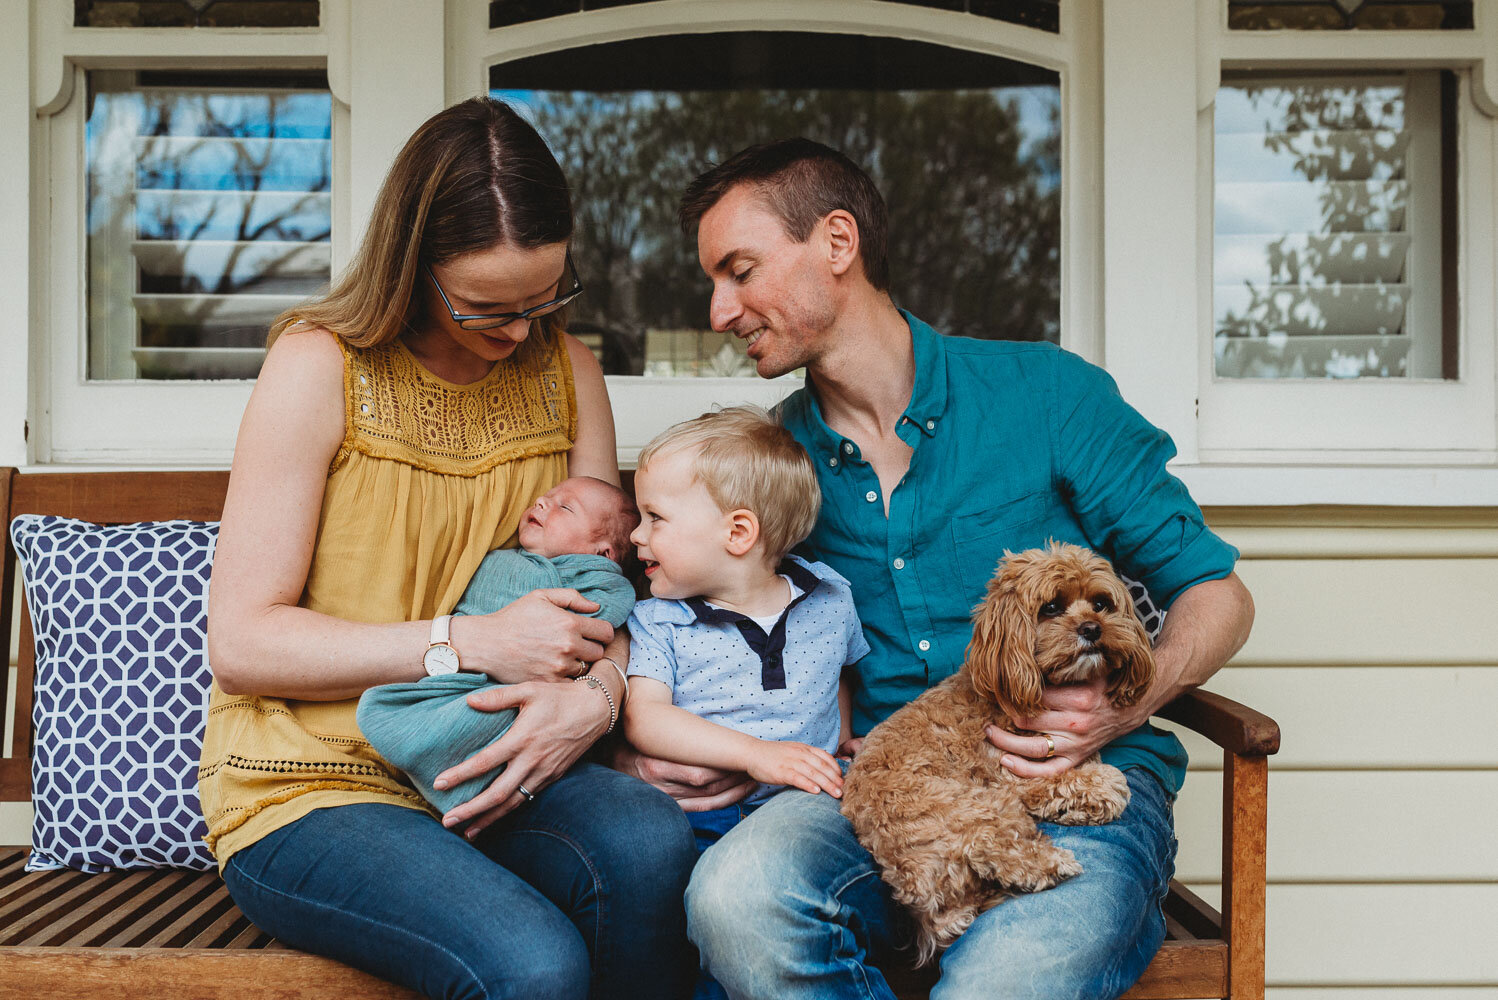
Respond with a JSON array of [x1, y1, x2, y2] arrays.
[[332, 337, 577, 477]]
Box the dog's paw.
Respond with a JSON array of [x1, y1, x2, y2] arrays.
[[1045, 766, 1132, 826], [1003, 844, 1081, 893]]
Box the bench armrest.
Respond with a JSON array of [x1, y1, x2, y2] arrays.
[[1155, 688, 1280, 757]]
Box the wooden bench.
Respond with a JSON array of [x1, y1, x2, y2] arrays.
[[0, 467, 1280, 999]]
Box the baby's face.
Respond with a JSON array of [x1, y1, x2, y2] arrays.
[[517, 478, 622, 561]]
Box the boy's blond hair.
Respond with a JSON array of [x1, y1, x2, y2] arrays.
[[638, 406, 820, 562]]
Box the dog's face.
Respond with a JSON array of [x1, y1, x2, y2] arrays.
[[964, 542, 1154, 721]]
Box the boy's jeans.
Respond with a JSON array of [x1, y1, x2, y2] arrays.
[[687, 767, 1178, 1000]]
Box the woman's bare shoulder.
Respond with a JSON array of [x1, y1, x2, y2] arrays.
[[560, 330, 604, 381], [238, 325, 347, 460]]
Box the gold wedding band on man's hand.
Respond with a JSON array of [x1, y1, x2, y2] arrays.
[[1041, 733, 1056, 759]]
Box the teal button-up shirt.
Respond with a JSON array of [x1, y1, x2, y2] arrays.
[[780, 312, 1239, 794]]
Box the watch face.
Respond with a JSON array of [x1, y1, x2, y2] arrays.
[[423, 643, 460, 675]]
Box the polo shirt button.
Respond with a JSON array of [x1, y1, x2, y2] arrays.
[[918, 639, 931, 652], [893, 557, 905, 570], [843, 442, 855, 455], [865, 491, 878, 503], [829, 457, 838, 467], [926, 420, 936, 431]]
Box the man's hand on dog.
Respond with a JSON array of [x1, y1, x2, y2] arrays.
[[985, 676, 1150, 777]]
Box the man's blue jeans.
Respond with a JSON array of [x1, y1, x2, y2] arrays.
[[221, 763, 697, 1000], [687, 767, 1178, 1000]]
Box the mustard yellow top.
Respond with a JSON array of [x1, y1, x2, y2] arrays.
[[197, 335, 577, 870]]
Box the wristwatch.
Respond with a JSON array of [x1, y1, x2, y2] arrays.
[[423, 614, 461, 676]]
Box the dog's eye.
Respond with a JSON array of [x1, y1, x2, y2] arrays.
[[1092, 595, 1115, 613], [1039, 598, 1064, 618]]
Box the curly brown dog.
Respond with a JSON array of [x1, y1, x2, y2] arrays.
[[841, 542, 1155, 964]]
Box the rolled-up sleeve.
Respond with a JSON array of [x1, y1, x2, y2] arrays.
[[1051, 353, 1239, 609]]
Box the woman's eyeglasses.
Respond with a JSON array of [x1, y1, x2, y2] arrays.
[[426, 250, 584, 331]]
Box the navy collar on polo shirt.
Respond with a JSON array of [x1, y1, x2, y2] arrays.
[[683, 558, 823, 691]]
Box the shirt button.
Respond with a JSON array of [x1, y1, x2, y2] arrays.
[[893, 557, 905, 570], [918, 639, 931, 652], [865, 491, 878, 503], [843, 442, 854, 455], [926, 420, 936, 430], [828, 457, 838, 467]]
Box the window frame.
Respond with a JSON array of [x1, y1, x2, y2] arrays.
[[30, 2, 349, 465], [1098, 0, 1498, 501], [1196, 10, 1498, 460], [452, 0, 1104, 465]]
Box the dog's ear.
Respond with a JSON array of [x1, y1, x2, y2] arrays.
[[1104, 574, 1155, 708], [967, 553, 1045, 720]]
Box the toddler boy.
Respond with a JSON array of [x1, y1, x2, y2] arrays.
[[623, 407, 868, 852], [358, 476, 638, 813]]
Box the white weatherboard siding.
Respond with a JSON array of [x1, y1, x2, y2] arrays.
[[1176, 510, 1498, 996]]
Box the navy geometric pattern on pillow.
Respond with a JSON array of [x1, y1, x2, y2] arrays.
[[1119, 574, 1165, 643], [8, 515, 219, 873]]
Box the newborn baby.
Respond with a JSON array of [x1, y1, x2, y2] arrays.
[[358, 476, 639, 814]]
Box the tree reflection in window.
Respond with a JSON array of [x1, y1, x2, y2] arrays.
[[493, 33, 1059, 378], [1214, 73, 1457, 380], [86, 70, 331, 380]]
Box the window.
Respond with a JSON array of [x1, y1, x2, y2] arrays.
[[493, 32, 1061, 378], [489, 0, 1062, 32], [1226, 0, 1473, 30], [74, 1, 320, 28], [85, 70, 332, 382], [1213, 71, 1456, 380]]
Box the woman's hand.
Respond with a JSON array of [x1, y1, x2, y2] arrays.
[[744, 741, 843, 798], [450, 589, 614, 684], [434, 675, 614, 838], [610, 744, 756, 812]]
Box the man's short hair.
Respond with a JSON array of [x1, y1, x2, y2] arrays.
[[679, 138, 890, 292], [638, 406, 820, 563]]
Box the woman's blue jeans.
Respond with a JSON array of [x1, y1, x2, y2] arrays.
[[686, 767, 1178, 1000], [221, 762, 698, 1000]]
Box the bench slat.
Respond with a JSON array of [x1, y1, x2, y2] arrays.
[[0, 871, 94, 941], [0, 947, 422, 1000], [141, 885, 240, 948], [186, 905, 259, 950], [42, 872, 167, 948], [108, 877, 225, 949], [223, 921, 273, 950], [84, 872, 202, 948]]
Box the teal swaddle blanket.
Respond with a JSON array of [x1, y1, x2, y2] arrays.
[[357, 548, 635, 814]]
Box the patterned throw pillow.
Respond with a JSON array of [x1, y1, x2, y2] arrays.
[[8, 515, 219, 872]]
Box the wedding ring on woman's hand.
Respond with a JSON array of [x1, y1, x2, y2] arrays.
[[516, 784, 535, 803], [575, 658, 588, 676], [1041, 733, 1056, 759]]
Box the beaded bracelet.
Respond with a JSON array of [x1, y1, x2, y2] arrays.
[[575, 673, 618, 735]]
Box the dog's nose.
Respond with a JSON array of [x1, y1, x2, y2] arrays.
[[1078, 621, 1101, 643]]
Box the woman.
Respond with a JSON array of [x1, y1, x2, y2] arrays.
[[199, 97, 696, 1000]]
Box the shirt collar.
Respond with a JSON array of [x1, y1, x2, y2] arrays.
[[899, 309, 947, 437], [682, 557, 823, 627], [797, 311, 947, 473]]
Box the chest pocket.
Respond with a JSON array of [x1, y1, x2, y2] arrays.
[[946, 493, 1054, 605]]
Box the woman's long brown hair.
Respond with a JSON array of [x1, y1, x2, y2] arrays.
[[267, 97, 572, 367]]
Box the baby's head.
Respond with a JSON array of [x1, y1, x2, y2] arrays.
[[631, 406, 819, 599], [517, 476, 640, 571]]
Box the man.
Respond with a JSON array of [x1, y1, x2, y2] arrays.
[[621, 138, 1255, 1000]]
